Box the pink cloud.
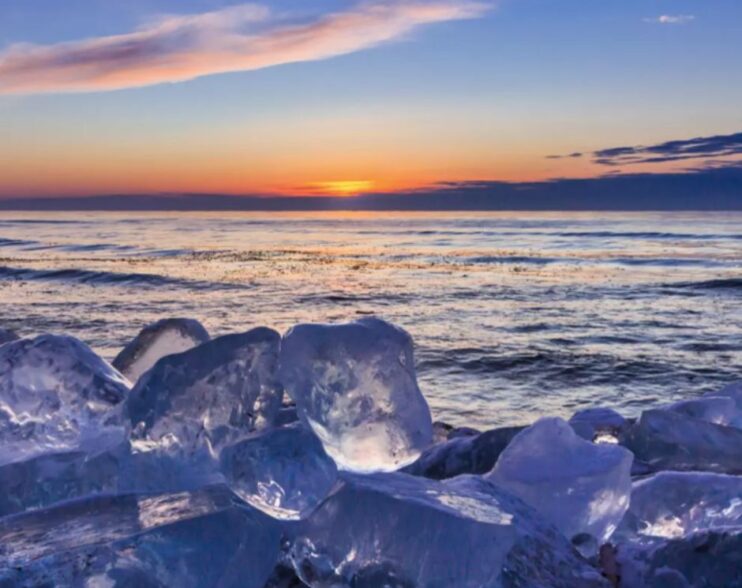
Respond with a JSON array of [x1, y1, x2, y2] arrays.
[[0, 1, 488, 94]]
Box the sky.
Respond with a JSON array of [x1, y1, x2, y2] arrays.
[[0, 0, 741, 199]]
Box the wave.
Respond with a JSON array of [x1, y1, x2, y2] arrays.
[[56, 243, 138, 253], [0, 219, 92, 225], [467, 255, 557, 265], [0, 265, 244, 291], [553, 230, 742, 240], [292, 293, 411, 305], [417, 347, 679, 386], [464, 254, 728, 268], [0, 238, 37, 247], [0, 239, 195, 258], [345, 228, 742, 240], [610, 257, 727, 267], [666, 278, 742, 291]]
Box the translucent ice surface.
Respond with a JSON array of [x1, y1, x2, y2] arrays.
[[0, 442, 127, 517], [625, 409, 742, 474], [0, 486, 281, 588], [279, 318, 433, 473], [486, 417, 633, 545], [220, 423, 338, 520], [289, 472, 609, 588], [615, 471, 742, 544], [113, 318, 210, 383], [127, 328, 283, 453], [0, 436, 230, 518], [666, 396, 738, 426], [0, 334, 130, 466]]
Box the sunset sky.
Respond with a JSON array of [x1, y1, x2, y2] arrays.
[[1, 0, 741, 198]]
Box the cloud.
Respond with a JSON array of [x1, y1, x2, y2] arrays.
[[544, 132, 742, 167], [546, 152, 583, 160], [644, 14, 695, 25], [591, 132, 742, 166], [0, 1, 488, 94]]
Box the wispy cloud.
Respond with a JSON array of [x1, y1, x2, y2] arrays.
[[0, 1, 488, 94], [546, 152, 583, 160], [644, 14, 695, 25], [592, 132, 742, 166]]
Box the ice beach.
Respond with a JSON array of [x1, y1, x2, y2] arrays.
[[0, 317, 740, 587]]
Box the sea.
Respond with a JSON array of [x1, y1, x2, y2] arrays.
[[0, 211, 740, 429]]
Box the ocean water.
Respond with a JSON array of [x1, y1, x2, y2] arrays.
[[0, 211, 740, 429]]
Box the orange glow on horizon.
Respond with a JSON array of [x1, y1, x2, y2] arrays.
[[305, 180, 375, 197], [0, 127, 699, 199]]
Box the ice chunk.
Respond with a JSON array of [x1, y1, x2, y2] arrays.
[[113, 318, 210, 383], [569, 407, 628, 443], [615, 472, 742, 545], [0, 438, 225, 518], [220, 423, 338, 520], [288, 472, 609, 588], [0, 442, 127, 517], [404, 425, 523, 480], [485, 417, 633, 546], [714, 380, 742, 409], [0, 486, 281, 588], [279, 317, 433, 473], [0, 328, 18, 346], [624, 409, 742, 474], [713, 380, 742, 427], [666, 396, 738, 426], [0, 334, 130, 466], [127, 328, 283, 453], [617, 529, 742, 588]]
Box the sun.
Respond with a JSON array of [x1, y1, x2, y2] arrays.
[[310, 180, 375, 197]]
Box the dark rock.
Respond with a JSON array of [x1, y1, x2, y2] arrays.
[[404, 425, 525, 480]]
